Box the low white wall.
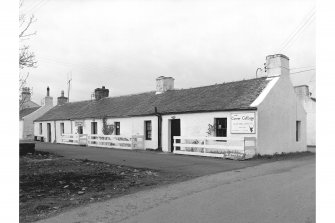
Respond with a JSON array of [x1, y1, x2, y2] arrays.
[[161, 111, 257, 152]]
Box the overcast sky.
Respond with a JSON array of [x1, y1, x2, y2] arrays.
[[20, 0, 315, 105]]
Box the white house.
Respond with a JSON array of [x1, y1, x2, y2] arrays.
[[20, 87, 54, 140], [294, 85, 316, 147], [34, 54, 307, 156]]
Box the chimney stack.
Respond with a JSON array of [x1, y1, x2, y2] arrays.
[[21, 87, 31, 102], [265, 54, 290, 77], [43, 86, 53, 106], [94, 86, 109, 100], [156, 76, 174, 94], [57, 90, 68, 105], [294, 85, 310, 102]]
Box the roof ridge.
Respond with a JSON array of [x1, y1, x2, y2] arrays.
[[170, 76, 267, 92], [97, 77, 267, 101]]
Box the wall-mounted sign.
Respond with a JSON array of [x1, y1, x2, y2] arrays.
[[230, 113, 256, 134], [75, 121, 84, 127]]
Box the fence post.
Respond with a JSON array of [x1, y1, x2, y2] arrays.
[[203, 138, 207, 153], [131, 136, 134, 150]]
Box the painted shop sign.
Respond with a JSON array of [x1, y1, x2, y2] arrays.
[[75, 121, 84, 127], [230, 113, 256, 134]]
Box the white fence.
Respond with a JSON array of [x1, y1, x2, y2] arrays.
[[61, 134, 144, 150], [61, 133, 80, 145], [173, 136, 257, 160]]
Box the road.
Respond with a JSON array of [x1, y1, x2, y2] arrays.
[[37, 154, 315, 223], [36, 142, 270, 177]]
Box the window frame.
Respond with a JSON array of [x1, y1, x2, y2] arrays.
[[77, 126, 83, 134], [60, 122, 65, 135], [39, 123, 42, 135], [296, 121, 301, 142], [145, 120, 152, 140], [215, 118, 227, 137], [114, 122, 120, 135], [91, 121, 98, 135]]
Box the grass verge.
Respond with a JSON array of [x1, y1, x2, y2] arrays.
[[20, 151, 191, 223]]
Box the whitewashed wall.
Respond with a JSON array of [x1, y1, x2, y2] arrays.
[[65, 116, 158, 149], [34, 121, 56, 143], [304, 99, 316, 146], [54, 120, 72, 143], [161, 111, 258, 152], [22, 104, 54, 140], [257, 75, 307, 155]]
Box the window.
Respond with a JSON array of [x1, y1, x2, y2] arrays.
[[39, 123, 42, 135], [145, 121, 152, 140], [296, 121, 301, 142], [215, 118, 227, 137], [115, 122, 120, 135], [77, 126, 83, 134], [60, 123, 65, 135], [91, 122, 98, 134]]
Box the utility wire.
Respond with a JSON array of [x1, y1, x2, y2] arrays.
[[291, 66, 315, 70], [21, 0, 44, 13], [283, 16, 315, 51], [24, 0, 48, 14], [278, 7, 315, 52], [290, 68, 315, 74], [30, 0, 49, 13]]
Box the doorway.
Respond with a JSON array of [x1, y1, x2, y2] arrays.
[[47, 123, 52, 142], [170, 119, 180, 152]]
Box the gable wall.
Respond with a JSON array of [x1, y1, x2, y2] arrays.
[[22, 104, 54, 140], [257, 75, 307, 154]]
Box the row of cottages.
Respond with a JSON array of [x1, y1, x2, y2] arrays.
[[20, 87, 69, 140], [34, 54, 307, 157]]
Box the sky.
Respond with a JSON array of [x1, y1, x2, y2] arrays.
[[20, 0, 316, 105]]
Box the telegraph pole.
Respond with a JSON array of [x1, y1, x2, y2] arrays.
[[67, 72, 72, 102]]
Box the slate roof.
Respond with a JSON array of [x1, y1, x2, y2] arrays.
[[20, 107, 41, 120], [35, 77, 270, 121]]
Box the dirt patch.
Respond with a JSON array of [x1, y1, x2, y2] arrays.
[[20, 151, 191, 223]]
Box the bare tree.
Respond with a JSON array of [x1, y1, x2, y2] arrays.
[[19, 73, 31, 110], [19, 0, 37, 110], [19, 0, 37, 69]]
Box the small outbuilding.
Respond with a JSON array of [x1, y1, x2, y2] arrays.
[[34, 54, 307, 157]]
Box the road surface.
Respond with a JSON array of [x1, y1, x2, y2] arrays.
[[36, 142, 270, 177], [37, 155, 315, 223]]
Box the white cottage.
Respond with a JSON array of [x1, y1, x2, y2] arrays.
[[34, 54, 307, 157], [20, 87, 54, 140], [294, 85, 316, 147]]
